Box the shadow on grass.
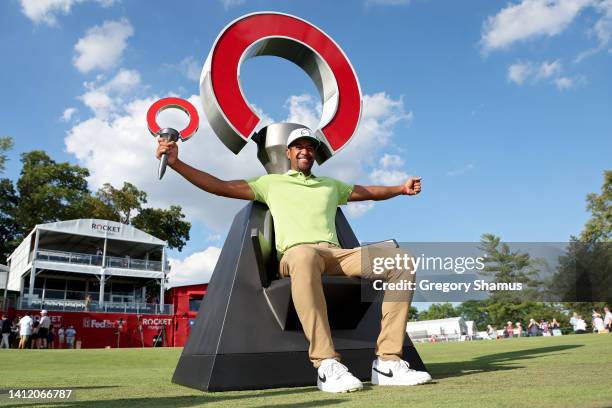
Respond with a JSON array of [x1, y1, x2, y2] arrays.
[[10, 386, 341, 408], [427, 344, 583, 379]]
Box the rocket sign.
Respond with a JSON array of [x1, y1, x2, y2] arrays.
[[200, 12, 362, 164]]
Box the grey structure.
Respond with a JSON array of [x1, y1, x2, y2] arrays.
[[172, 202, 427, 391]]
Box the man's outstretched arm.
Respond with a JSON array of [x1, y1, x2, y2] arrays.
[[348, 177, 421, 202], [156, 138, 254, 200]]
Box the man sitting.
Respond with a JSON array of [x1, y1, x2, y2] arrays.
[[156, 127, 431, 393]]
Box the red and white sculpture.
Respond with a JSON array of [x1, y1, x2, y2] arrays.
[[200, 12, 362, 164]]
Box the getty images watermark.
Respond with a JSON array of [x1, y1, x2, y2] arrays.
[[360, 242, 611, 302], [370, 252, 523, 292]]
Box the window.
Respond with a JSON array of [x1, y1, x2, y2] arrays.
[[189, 296, 203, 312]]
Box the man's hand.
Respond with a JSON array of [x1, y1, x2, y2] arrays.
[[402, 177, 422, 196], [156, 137, 178, 167]]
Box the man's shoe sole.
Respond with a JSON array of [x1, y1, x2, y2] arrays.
[[371, 373, 432, 386], [317, 382, 363, 393]]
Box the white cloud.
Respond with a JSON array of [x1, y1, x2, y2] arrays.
[[481, 0, 592, 52], [446, 164, 474, 177], [575, 0, 612, 61], [80, 89, 113, 118], [104, 69, 141, 93], [508, 62, 533, 85], [554, 76, 575, 89], [379, 154, 405, 169], [536, 59, 562, 79], [60, 107, 77, 122], [20, 0, 75, 26], [507, 60, 575, 89], [180, 56, 202, 81], [369, 169, 408, 185], [369, 154, 408, 185], [78, 69, 141, 119], [220, 0, 245, 9], [167, 246, 221, 286], [73, 19, 133, 73], [346, 202, 375, 218], [284, 94, 322, 130], [19, 0, 116, 26]]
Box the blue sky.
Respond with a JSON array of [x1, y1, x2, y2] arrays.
[[1, 0, 610, 286]]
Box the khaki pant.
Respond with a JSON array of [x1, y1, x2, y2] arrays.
[[279, 242, 415, 368]]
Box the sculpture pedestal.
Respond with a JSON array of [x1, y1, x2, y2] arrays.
[[172, 202, 427, 391]]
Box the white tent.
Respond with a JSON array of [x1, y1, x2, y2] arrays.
[[407, 317, 468, 341], [6, 219, 168, 310]]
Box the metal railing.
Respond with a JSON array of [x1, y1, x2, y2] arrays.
[[35, 250, 169, 272], [104, 255, 165, 271], [18, 298, 173, 315], [35, 250, 103, 266]]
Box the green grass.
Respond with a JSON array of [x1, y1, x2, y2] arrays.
[[1, 333, 610, 408]]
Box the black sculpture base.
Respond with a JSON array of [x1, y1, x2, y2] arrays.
[[172, 202, 427, 391]]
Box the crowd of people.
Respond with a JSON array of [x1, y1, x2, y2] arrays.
[[0, 310, 77, 349], [483, 306, 611, 339]]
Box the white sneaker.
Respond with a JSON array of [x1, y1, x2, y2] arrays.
[[317, 359, 363, 393], [371, 358, 432, 386]]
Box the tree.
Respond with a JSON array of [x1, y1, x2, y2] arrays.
[[408, 306, 419, 321], [0, 136, 13, 174], [418, 303, 457, 320], [91, 182, 190, 251], [0, 137, 17, 261], [478, 233, 543, 302], [94, 182, 148, 224], [132, 206, 191, 251], [551, 171, 612, 310], [581, 170, 611, 243], [14, 151, 91, 237], [0, 178, 18, 261], [0, 149, 192, 262], [456, 300, 489, 329]]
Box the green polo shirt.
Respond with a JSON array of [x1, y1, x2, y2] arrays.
[[247, 170, 354, 257]]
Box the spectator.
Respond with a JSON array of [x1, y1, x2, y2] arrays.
[[515, 322, 523, 337], [540, 320, 550, 336], [504, 321, 514, 338], [575, 315, 587, 334], [57, 325, 65, 349], [85, 295, 92, 312], [18, 313, 33, 349], [551, 318, 560, 329], [486, 325, 497, 340], [47, 326, 55, 349], [604, 306, 612, 331], [1, 315, 12, 349], [551, 318, 562, 336], [593, 314, 606, 333], [95, 248, 103, 265], [569, 312, 578, 332], [31, 316, 40, 349], [528, 318, 539, 337], [65, 325, 76, 349], [38, 310, 51, 349], [10, 320, 18, 348]]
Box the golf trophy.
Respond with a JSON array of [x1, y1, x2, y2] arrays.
[[148, 12, 428, 391]]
